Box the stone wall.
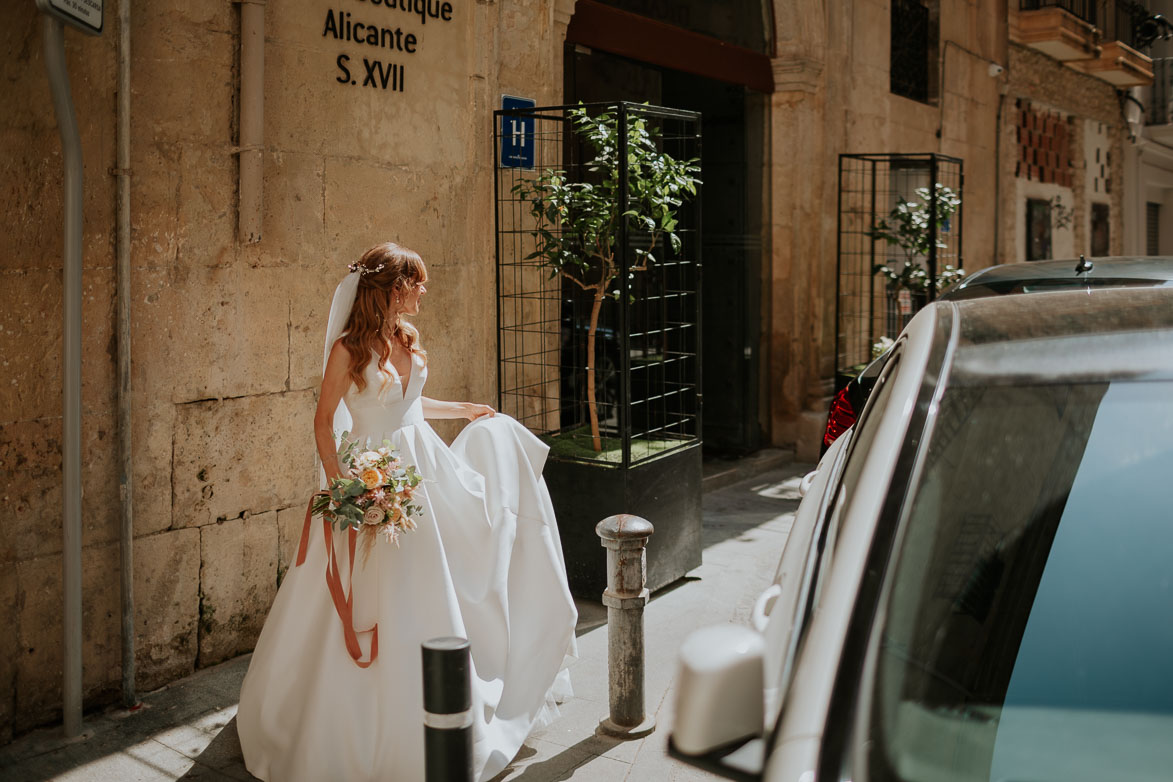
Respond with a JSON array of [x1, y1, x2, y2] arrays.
[[0, 0, 1143, 740], [766, 1, 1133, 459], [3, 0, 122, 741], [767, 0, 1006, 457], [1001, 44, 1127, 264], [0, 0, 564, 740]]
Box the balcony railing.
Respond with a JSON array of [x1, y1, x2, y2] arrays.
[[1021, 0, 1098, 25], [1018, 0, 1155, 85], [1150, 58, 1173, 126], [1095, 0, 1143, 49], [1020, 0, 1149, 49]]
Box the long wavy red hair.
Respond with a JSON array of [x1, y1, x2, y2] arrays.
[[341, 242, 428, 393]]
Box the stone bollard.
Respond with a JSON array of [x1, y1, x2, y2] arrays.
[[596, 514, 656, 739]]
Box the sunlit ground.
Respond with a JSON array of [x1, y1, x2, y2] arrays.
[[0, 458, 809, 782]]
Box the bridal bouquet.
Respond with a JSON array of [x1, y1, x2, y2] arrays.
[[311, 434, 424, 550]]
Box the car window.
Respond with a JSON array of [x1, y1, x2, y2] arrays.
[[765, 347, 907, 733], [865, 379, 1173, 782], [828, 351, 902, 554], [803, 349, 904, 629]]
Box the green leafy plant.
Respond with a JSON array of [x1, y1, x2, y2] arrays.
[[511, 105, 700, 451], [872, 262, 966, 294], [870, 183, 964, 294], [872, 336, 895, 360]]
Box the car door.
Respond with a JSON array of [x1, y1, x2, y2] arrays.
[[759, 343, 907, 730]]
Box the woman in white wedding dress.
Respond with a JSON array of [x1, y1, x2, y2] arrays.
[[238, 242, 578, 782]]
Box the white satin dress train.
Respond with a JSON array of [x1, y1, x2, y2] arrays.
[[237, 352, 578, 782]]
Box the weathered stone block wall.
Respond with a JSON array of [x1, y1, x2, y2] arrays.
[[768, 0, 1132, 457], [1001, 44, 1126, 263], [768, 0, 1005, 454], [3, 0, 1136, 741], [1, 0, 563, 741], [2, 0, 122, 742]]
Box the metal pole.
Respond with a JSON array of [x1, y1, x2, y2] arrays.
[[868, 159, 877, 358], [492, 109, 503, 413], [41, 13, 84, 738], [692, 118, 703, 443], [617, 104, 631, 470], [833, 156, 844, 380], [928, 155, 939, 301], [596, 514, 655, 739], [957, 164, 965, 271], [115, 0, 136, 709], [237, 0, 264, 243], [422, 637, 474, 782]]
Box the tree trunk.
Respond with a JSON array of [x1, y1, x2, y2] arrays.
[[586, 292, 604, 451]]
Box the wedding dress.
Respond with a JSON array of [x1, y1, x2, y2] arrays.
[[238, 288, 577, 781]]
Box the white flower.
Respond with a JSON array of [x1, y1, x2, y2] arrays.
[[379, 524, 399, 546], [355, 450, 382, 470], [871, 336, 895, 360]]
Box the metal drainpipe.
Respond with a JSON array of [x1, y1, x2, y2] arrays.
[[238, 0, 264, 243], [993, 78, 1009, 265], [115, 0, 136, 708], [40, 14, 84, 738]]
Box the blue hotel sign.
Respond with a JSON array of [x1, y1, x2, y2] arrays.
[[500, 95, 536, 169]]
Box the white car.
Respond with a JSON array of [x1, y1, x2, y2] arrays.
[[672, 286, 1173, 782]]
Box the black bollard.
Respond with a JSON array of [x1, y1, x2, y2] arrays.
[[422, 637, 474, 782]]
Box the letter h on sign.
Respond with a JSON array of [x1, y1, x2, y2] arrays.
[[500, 95, 535, 170]]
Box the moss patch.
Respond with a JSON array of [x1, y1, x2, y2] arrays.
[[543, 426, 682, 464]]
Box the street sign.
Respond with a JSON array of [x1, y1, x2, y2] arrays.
[[500, 95, 535, 169], [35, 0, 103, 36]]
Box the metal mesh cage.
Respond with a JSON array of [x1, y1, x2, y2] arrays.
[[494, 102, 702, 468], [836, 153, 964, 383]]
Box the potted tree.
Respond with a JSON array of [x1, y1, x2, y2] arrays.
[[511, 105, 700, 453], [870, 183, 964, 337], [502, 102, 703, 597]]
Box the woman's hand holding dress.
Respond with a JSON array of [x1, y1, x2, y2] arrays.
[[421, 397, 496, 421]]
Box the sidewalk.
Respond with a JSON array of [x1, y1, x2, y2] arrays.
[[0, 460, 810, 782]]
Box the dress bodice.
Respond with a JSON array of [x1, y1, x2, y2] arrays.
[[344, 351, 427, 438]]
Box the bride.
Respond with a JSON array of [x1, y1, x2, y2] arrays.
[[237, 242, 578, 781]]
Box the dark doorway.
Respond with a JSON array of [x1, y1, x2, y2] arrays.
[[566, 46, 767, 454], [1091, 202, 1110, 256], [1026, 198, 1053, 261]]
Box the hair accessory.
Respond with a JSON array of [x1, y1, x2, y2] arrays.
[[347, 261, 387, 276]]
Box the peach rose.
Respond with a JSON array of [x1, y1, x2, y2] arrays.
[[360, 468, 383, 489], [363, 506, 386, 525]]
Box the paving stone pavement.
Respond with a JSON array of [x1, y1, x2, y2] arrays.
[[0, 463, 810, 782]]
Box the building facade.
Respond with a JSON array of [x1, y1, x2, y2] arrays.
[[1125, 0, 1173, 255], [0, 0, 1156, 739]]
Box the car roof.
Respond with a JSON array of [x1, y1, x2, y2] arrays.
[[938, 286, 1173, 385], [944, 256, 1173, 297]]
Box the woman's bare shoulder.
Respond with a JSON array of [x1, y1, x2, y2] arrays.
[[325, 338, 351, 370]]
